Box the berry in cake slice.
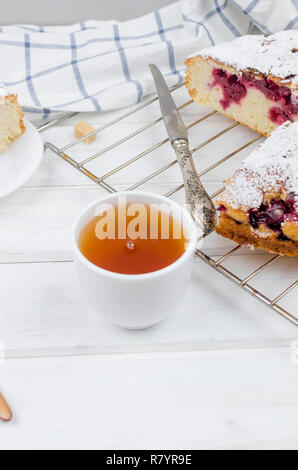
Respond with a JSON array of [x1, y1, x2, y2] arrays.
[[216, 121, 298, 257], [0, 86, 25, 153], [185, 31, 298, 137]]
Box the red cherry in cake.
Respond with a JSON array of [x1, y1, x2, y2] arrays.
[[248, 196, 298, 233], [212, 69, 247, 110], [212, 68, 298, 124], [217, 204, 227, 212]]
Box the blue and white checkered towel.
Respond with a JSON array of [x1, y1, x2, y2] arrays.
[[0, 0, 297, 119]]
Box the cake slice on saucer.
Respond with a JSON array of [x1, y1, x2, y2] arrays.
[[0, 86, 25, 153]]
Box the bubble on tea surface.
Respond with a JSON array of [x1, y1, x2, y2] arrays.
[[125, 240, 136, 252]]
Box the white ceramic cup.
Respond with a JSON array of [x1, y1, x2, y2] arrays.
[[72, 191, 198, 330]]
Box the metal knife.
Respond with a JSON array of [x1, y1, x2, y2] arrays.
[[149, 64, 216, 235]]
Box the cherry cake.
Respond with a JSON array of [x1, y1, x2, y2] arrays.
[[215, 121, 298, 256], [0, 86, 25, 153], [185, 31, 298, 136]]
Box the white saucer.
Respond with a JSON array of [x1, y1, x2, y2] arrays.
[[0, 119, 43, 198]]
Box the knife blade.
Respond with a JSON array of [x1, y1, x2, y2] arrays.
[[149, 64, 216, 235], [149, 64, 188, 143]]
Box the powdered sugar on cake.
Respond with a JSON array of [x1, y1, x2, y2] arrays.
[[221, 121, 298, 210], [189, 30, 298, 88]]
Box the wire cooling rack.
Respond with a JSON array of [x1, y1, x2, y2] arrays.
[[38, 83, 298, 327]]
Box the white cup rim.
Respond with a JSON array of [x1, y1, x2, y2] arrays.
[[72, 191, 198, 281]]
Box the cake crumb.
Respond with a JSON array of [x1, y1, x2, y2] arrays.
[[74, 121, 97, 144]]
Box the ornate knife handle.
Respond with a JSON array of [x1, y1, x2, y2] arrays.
[[172, 138, 216, 235]]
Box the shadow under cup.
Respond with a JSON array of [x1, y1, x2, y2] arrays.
[[72, 191, 198, 330]]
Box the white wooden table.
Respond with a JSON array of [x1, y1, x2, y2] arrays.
[[0, 85, 297, 450]]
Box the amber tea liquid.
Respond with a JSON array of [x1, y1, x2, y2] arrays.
[[79, 204, 188, 275]]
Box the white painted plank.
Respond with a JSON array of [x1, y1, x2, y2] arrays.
[[0, 258, 296, 358], [0, 349, 297, 449]]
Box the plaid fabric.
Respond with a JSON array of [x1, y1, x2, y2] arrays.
[[0, 0, 297, 119]]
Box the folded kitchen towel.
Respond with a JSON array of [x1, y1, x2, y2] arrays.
[[0, 0, 297, 119]]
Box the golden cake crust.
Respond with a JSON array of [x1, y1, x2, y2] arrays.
[[8, 94, 25, 140], [216, 213, 298, 257], [0, 92, 25, 153]]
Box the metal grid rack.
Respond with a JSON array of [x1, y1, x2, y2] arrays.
[[38, 83, 298, 327]]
